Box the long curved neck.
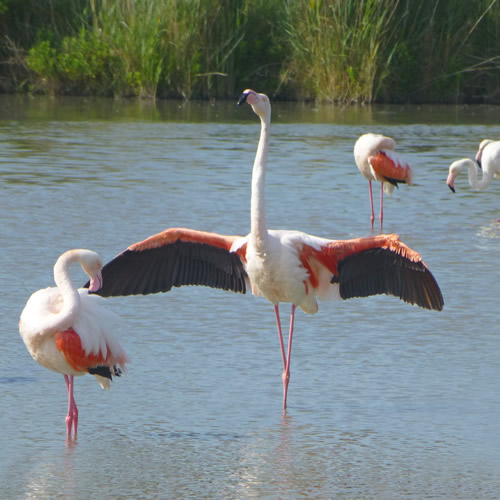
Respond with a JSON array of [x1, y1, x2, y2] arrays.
[[49, 251, 82, 332], [466, 161, 493, 190], [250, 112, 270, 251]]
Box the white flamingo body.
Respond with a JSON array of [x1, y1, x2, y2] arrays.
[[19, 249, 128, 439], [354, 133, 413, 227], [91, 91, 443, 410], [21, 287, 125, 384], [231, 93, 333, 315], [447, 140, 500, 192], [232, 229, 339, 314], [355, 134, 396, 194]]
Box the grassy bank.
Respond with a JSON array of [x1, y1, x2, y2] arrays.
[[0, 0, 499, 103]]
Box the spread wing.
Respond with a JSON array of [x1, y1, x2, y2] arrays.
[[84, 228, 248, 297], [304, 233, 444, 311]]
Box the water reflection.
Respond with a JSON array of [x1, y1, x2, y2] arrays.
[[2, 93, 500, 126], [62, 443, 77, 497], [19, 444, 75, 500]]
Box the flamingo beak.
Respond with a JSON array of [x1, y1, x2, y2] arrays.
[[475, 152, 483, 169], [446, 171, 456, 193], [88, 271, 103, 292], [237, 92, 249, 106]]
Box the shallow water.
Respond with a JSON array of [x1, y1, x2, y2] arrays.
[[1, 95, 499, 499]]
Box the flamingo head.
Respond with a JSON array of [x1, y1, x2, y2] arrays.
[[353, 133, 397, 173], [79, 250, 104, 292], [238, 89, 271, 121], [447, 158, 476, 193]]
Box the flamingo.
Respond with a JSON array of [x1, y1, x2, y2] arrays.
[[87, 90, 443, 411], [447, 140, 500, 192], [19, 249, 128, 439], [354, 133, 413, 228]]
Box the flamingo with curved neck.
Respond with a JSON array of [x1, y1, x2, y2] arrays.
[[20, 249, 128, 440], [89, 90, 444, 411], [447, 140, 500, 192], [354, 133, 413, 229]]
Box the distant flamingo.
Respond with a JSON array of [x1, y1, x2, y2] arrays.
[[447, 140, 500, 192], [88, 90, 443, 411], [19, 249, 128, 439], [354, 133, 413, 228]]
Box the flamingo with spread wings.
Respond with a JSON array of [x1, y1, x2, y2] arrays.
[[354, 133, 413, 228], [88, 90, 443, 410]]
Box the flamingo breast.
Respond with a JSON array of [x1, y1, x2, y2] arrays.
[[244, 231, 319, 314], [31, 334, 84, 376]]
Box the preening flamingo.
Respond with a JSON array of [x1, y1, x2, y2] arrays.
[[19, 249, 128, 440], [88, 90, 443, 411], [447, 139, 500, 192], [354, 133, 413, 228]]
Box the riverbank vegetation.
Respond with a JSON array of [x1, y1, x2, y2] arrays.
[[0, 0, 499, 103]]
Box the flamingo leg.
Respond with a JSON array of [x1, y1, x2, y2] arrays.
[[274, 305, 287, 370], [282, 304, 296, 411], [64, 374, 78, 439], [368, 180, 375, 228], [379, 182, 384, 228], [274, 304, 296, 410]]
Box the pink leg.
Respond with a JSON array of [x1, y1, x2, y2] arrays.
[[368, 180, 375, 228], [282, 304, 296, 410], [64, 375, 78, 439], [274, 304, 296, 410], [379, 182, 384, 228], [274, 305, 287, 370]]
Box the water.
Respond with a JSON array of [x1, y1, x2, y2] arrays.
[[1, 95, 499, 499]]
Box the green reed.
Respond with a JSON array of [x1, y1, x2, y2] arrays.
[[281, 0, 400, 102], [2, 0, 500, 102], [281, 0, 500, 103], [381, 0, 500, 103]]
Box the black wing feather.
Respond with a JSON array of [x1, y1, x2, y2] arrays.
[[383, 176, 406, 187], [85, 240, 247, 297], [88, 365, 122, 379], [334, 247, 444, 311]]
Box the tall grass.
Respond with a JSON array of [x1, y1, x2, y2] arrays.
[[1, 0, 500, 102], [282, 0, 401, 102], [382, 0, 500, 102], [15, 0, 286, 98], [282, 0, 500, 102], [97, 0, 287, 99], [281, 0, 500, 103], [92, 0, 238, 98]]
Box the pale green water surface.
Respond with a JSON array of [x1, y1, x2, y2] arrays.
[[0, 95, 499, 499]]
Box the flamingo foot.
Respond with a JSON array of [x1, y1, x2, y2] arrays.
[[72, 407, 78, 439], [65, 414, 73, 438], [65, 403, 78, 439]]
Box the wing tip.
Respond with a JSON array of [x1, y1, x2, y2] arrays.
[[336, 246, 444, 312]]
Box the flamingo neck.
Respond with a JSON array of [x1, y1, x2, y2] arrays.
[[50, 251, 82, 332], [250, 113, 270, 251], [465, 160, 493, 190]]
